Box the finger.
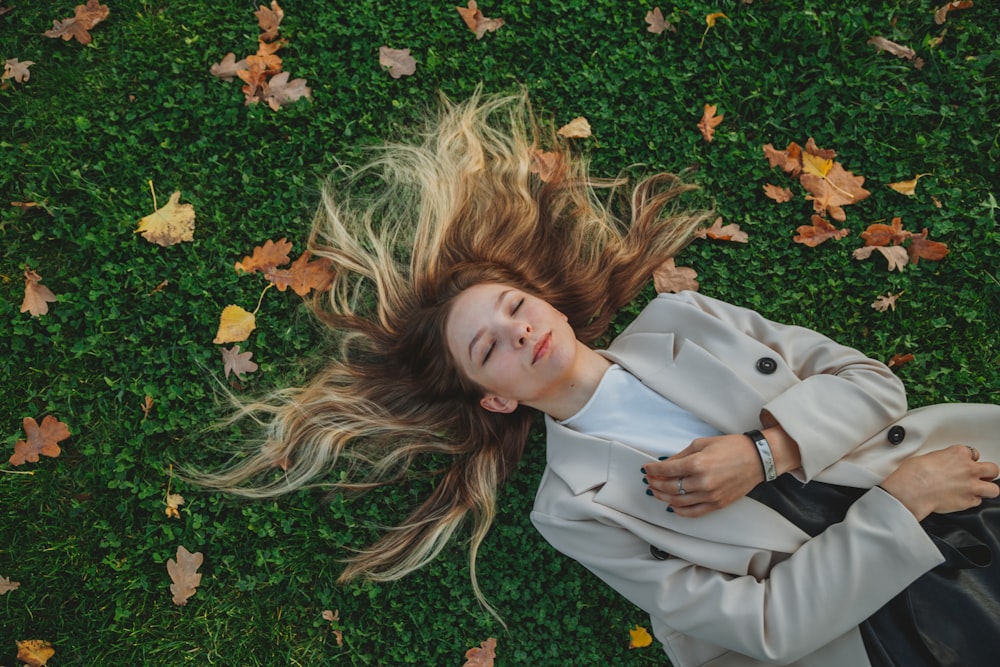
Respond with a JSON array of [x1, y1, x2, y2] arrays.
[[977, 461, 1000, 481], [644, 457, 697, 480], [967, 445, 980, 461]]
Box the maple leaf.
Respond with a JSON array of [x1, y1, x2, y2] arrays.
[[43, 0, 109, 45], [236, 238, 293, 273], [213, 305, 257, 344], [628, 625, 653, 649], [557, 116, 592, 139], [1, 575, 20, 595], [221, 345, 259, 380], [886, 173, 931, 196], [21, 268, 57, 317], [653, 257, 699, 293], [3, 58, 34, 83], [871, 291, 903, 312], [529, 149, 567, 184], [256, 0, 284, 42], [697, 104, 723, 142], [210, 53, 249, 82], [694, 217, 748, 243], [136, 190, 195, 246], [237, 60, 270, 105], [908, 228, 949, 264], [456, 1, 504, 40], [16, 639, 55, 667], [763, 183, 793, 203], [852, 244, 909, 272], [861, 217, 909, 246], [762, 142, 803, 176], [265, 251, 335, 296], [888, 352, 916, 369], [167, 545, 203, 606], [165, 493, 185, 519], [645, 7, 675, 34], [9, 416, 70, 466], [379, 46, 417, 79], [462, 638, 497, 667], [935, 1, 973, 25], [264, 71, 311, 111], [794, 214, 849, 247], [867, 36, 924, 69], [800, 162, 870, 222]]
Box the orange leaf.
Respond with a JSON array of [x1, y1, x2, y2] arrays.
[[255, 0, 284, 42], [794, 215, 849, 247], [16, 639, 55, 667], [529, 149, 567, 184], [861, 217, 909, 247], [265, 251, 335, 296], [43, 0, 109, 45], [9, 416, 70, 466], [21, 268, 57, 317], [697, 104, 723, 142], [628, 625, 653, 649], [762, 142, 803, 176], [236, 238, 293, 273], [935, 1, 973, 25], [907, 228, 949, 264], [653, 257, 699, 293], [456, 1, 504, 40], [462, 637, 497, 667], [763, 183, 793, 203], [167, 545, 204, 606], [705, 12, 728, 27], [694, 217, 748, 243], [800, 162, 870, 222], [888, 352, 915, 369], [557, 116, 592, 139], [886, 173, 931, 196]]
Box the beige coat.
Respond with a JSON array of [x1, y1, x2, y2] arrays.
[[531, 291, 1000, 667]]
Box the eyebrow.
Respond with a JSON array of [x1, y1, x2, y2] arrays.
[[467, 289, 513, 362]]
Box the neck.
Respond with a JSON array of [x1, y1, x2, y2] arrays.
[[532, 342, 612, 421]]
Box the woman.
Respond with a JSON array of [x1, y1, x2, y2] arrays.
[[195, 91, 1000, 666]]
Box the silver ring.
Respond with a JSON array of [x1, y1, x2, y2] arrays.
[[677, 477, 686, 495]]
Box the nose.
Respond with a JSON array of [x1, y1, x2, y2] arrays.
[[511, 321, 531, 348]]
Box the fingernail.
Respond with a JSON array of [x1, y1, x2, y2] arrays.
[[640, 467, 647, 475], [642, 477, 648, 485], [666, 506, 674, 513], [658, 456, 669, 461], [646, 489, 654, 497]]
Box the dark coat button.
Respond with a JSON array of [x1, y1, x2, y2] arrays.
[[650, 545, 671, 560], [887, 425, 906, 445], [756, 357, 777, 374]]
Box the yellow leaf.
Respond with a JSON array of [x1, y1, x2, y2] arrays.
[[801, 152, 833, 178], [557, 116, 592, 139], [16, 639, 55, 667], [135, 190, 195, 246], [628, 625, 653, 649], [165, 493, 185, 518], [706, 12, 728, 27], [213, 305, 257, 344], [886, 173, 931, 196]]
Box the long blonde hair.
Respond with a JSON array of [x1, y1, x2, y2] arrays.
[[192, 89, 711, 611]]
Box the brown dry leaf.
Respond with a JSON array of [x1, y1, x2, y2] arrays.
[[141, 395, 154, 419], [21, 269, 57, 317], [886, 173, 931, 196], [861, 218, 910, 247], [322, 609, 340, 622], [867, 36, 924, 68], [697, 104, 723, 143], [16, 639, 55, 667], [762, 142, 803, 176], [3, 58, 35, 83], [236, 238, 293, 274], [237, 60, 270, 105], [165, 493, 185, 519], [888, 352, 916, 369], [379, 46, 417, 79], [852, 245, 909, 272], [694, 217, 749, 243], [794, 215, 849, 247], [908, 228, 949, 264], [763, 183, 793, 203], [529, 149, 567, 184], [653, 257, 699, 293], [1, 575, 20, 595], [645, 7, 675, 34], [167, 545, 203, 606], [456, 0, 504, 40], [265, 251, 335, 296], [43, 0, 109, 45], [800, 162, 871, 222], [935, 1, 973, 25], [462, 638, 497, 667], [210, 53, 249, 82], [136, 191, 195, 246], [221, 345, 259, 380], [256, 0, 284, 41], [557, 117, 592, 139], [213, 305, 257, 344], [871, 291, 903, 312], [264, 71, 311, 111], [9, 415, 70, 466]]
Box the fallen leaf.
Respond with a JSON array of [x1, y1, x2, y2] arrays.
[[629, 625, 653, 649], [136, 191, 195, 246], [462, 638, 496, 667], [653, 257, 699, 293], [801, 152, 833, 179], [221, 345, 259, 380], [379, 46, 417, 79], [762, 141, 803, 177], [861, 218, 909, 247], [265, 251, 335, 296], [529, 149, 567, 184], [236, 238, 293, 274], [141, 395, 154, 419], [886, 173, 931, 196], [852, 245, 909, 272], [167, 545, 203, 606], [645, 7, 675, 34], [935, 1, 973, 25], [3, 58, 35, 83], [264, 71, 311, 111], [794, 215, 849, 247], [165, 493, 185, 519], [210, 53, 249, 82], [322, 609, 340, 622], [16, 639, 55, 667], [43, 0, 109, 45], [21, 269, 57, 317], [694, 217, 748, 243], [255, 0, 284, 42], [888, 352, 915, 369], [1, 575, 20, 595], [705, 12, 728, 27], [9, 416, 70, 466], [213, 305, 257, 344], [763, 183, 793, 203], [697, 104, 723, 142], [907, 228, 949, 264], [456, 1, 504, 40], [871, 291, 903, 312], [800, 161, 870, 222], [557, 116, 592, 139], [867, 36, 924, 68]]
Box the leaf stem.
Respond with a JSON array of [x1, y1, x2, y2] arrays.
[[0, 468, 36, 475], [252, 283, 273, 315], [148, 179, 158, 211]]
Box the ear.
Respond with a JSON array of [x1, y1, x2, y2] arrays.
[[480, 395, 518, 414]]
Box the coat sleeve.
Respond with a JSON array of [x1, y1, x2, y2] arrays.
[[531, 485, 944, 664], [662, 292, 908, 481]]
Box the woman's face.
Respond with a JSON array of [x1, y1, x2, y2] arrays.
[[445, 283, 579, 413]]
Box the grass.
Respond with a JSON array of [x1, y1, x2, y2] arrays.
[[2, 0, 998, 664]]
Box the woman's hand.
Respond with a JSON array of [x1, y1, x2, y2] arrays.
[[643, 426, 802, 517], [879, 445, 1000, 521]]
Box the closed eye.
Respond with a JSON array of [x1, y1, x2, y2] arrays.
[[483, 341, 496, 365], [512, 297, 524, 314]]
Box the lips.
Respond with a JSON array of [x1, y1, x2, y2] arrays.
[[532, 332, 551, 364]]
